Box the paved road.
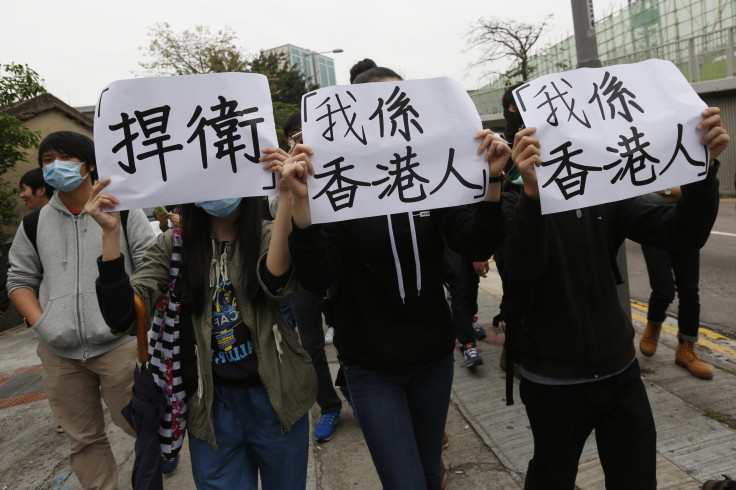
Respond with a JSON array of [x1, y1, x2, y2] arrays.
[[626, 198, 736, 338]]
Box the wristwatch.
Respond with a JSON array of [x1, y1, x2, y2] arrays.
[[664, 188, 672, 196], [489, 171, 505, 184]]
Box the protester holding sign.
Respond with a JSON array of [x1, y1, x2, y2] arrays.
[[284, 64, 509, 490], [88, 146, 317, 488], [7, 131, 156, 489], [504, 106, 728, 488]]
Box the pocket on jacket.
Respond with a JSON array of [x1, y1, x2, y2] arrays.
[[33, 297, 80, 349], [80, 291, 126, 345]]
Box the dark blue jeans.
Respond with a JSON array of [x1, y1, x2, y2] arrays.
[[520, 360, 656, 489], [188, 385, 309, 489], [641, 244, 700, 341], [291, 283, 342, 414], [343, 354, 454, 490]]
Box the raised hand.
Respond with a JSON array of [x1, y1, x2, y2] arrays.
[[511, 127, 542, 200], [84, 178, 121, 232]]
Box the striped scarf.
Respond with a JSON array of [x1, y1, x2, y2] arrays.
[[148, 227, 187, 460]]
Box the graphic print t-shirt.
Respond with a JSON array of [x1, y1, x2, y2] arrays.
[[211, 275, 260, 387]]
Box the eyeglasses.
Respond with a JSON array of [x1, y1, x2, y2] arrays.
[[287, 131, 303, 148]]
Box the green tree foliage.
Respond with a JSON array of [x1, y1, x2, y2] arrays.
[[465, 15, 552, 82], [250, 51, 317, 105], [272, 101, 301, 150], [0, 63, 46, 239], [139, 23, 248, 75]]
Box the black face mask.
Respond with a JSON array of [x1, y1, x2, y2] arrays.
[[503, 109, 525, 143], [503, 109, 525, 132]]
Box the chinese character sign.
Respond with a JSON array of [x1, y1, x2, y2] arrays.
[[94, 73, 279, 210], [302, 77, 488, 224], [513, 59, 709, 215]]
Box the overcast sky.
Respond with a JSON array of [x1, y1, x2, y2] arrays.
[[4, 0, 626, 107]]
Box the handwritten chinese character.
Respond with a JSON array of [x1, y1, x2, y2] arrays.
[[541, 141, 600, 199], [604, 126, 661, 185], [369, 86, 424, 142], [372, 146, 430, 202], [534, 79, 591, 129], [109, 106, 183, 182], [658, 123, 709, 177], [186, 96, 264, 173], [315, 92, 367, 145], [588, 71, 644, 123], [429, 148, 485, 199], [312, 157, 371, 211]]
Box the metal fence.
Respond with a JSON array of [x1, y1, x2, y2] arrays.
[[605, 25, 736, 82], [471, 26, 736, 119]]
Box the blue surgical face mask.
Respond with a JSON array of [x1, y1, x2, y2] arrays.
[[194, 198, 242, 218], [43, 160, 89, 192]]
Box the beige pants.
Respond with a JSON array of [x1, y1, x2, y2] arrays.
[[38, 340, 137, 490]]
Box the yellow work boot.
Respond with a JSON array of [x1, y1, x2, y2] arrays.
[[675, 341, 713, 379], [639, 321, 662, 357]]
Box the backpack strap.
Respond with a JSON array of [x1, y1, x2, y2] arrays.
[[120, 210, 130, 244], [21, 209, 42, 254], [22, 208, 131, 264]]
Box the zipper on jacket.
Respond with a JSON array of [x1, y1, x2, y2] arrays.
[[579, 210, 601, 377], [73, 215, 88, 362]]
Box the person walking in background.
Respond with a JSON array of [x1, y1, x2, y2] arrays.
[[639, 186, 712, 379], [19, 168, 53, 211], [7, 131, 155, 489]]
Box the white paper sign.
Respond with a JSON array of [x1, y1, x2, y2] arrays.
[[301, 77, 488, 223], [513, 59, 709, 214], [94, 73, 279, 210]]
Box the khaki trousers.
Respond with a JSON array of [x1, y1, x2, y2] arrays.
[[38, 340, 137, 490]]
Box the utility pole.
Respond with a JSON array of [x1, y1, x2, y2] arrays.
[[570, 0, 631, 320]]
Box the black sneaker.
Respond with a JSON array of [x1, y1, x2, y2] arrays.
[[471, 316, 487, 340], [461, 343, 484, 368]]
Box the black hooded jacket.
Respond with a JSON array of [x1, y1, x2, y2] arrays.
[[504, 164, 720, 380], [289, 201, 505, 370]]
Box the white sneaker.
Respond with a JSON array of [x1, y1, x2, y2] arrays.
[[324, 327, 335, 345]]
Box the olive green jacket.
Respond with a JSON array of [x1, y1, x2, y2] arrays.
[[131, 223, 317, 448]]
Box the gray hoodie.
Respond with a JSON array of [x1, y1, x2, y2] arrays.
[[7, 193, 154, 360]]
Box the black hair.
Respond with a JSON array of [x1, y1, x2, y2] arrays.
[[349, 58, 377, 83], [352, 66, 402, 85], [37, 131, 98, 182], [180, 197, 262, 316], [502, 83, 523, 112], [19, 168, 54, 198], [283, 111, 302, 137]]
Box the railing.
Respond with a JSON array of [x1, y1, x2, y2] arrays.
[[471, 26, 736, 118]]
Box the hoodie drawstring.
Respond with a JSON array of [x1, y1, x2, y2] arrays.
[[386, 215, 406, 303], [407, 212, 422, 297], [386, 213, 423, 304]]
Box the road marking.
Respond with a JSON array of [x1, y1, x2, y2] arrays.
[[711, 231, 736, 237], [631, 300, 736, 359]]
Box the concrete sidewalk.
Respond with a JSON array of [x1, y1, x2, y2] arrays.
[[0, 268, 735, 488]]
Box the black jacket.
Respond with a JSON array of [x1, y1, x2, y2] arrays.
[[504, 165, 720, 380], [289, 202, 506, 370]]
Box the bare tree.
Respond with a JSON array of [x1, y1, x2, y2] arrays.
[[465, 15, 552, 81]]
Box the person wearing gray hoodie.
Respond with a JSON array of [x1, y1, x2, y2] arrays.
[[7, 131, 154, 490]]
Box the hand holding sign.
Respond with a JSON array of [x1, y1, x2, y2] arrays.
[[281, 144, 316, 229], [697, 107, 730, 162], [511, 127, 542, 200], [474, 129, 512, 178]]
